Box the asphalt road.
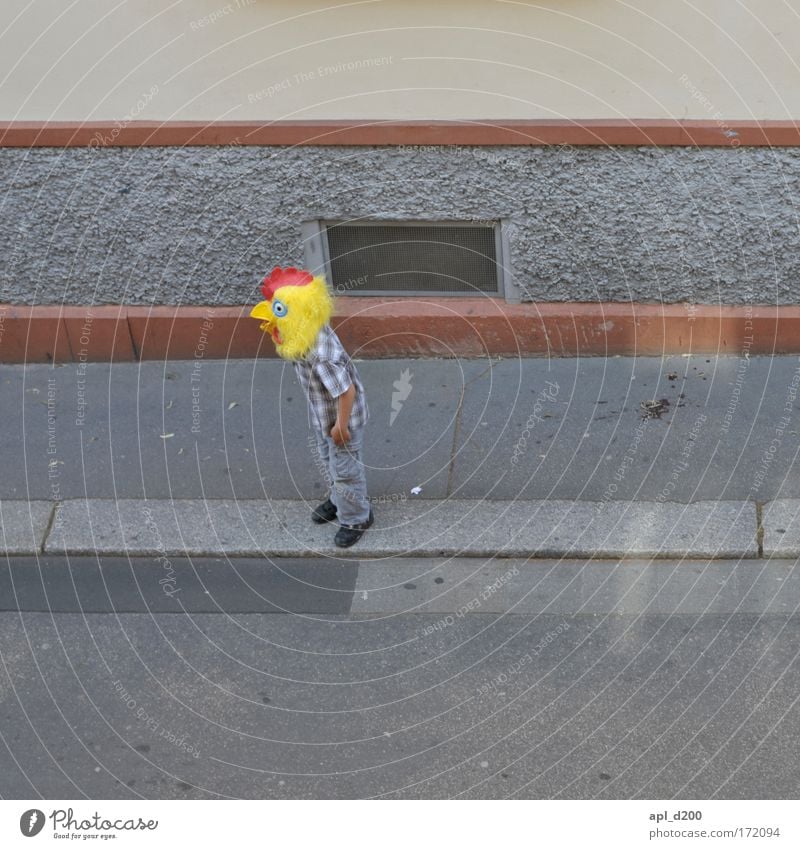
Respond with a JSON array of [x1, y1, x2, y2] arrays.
[[1, 555, 799, 800]]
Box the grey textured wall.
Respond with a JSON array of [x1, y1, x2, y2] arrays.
[[1, 144, 799, 305]]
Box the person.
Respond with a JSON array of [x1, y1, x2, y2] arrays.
[[250, 266, 373, 547]]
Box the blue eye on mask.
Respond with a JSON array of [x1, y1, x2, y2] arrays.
[[272, 299, 288, 318]]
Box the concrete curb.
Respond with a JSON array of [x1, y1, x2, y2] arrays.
[[34, 497, 760, 560], [0, 501, 53, 554], [762, 500, 800, 557]]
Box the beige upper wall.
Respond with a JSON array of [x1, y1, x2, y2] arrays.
[[2, 0, 799, 121]]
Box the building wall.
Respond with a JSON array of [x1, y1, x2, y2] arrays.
[[4, 1, 800, 309], [3, 144, 798, 306], [2, 0, 799, 121]]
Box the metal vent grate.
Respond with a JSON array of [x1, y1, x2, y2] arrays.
[[324, 222, 500, 295]]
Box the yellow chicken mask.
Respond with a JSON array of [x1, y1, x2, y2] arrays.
[[250, 266, 334, 360]]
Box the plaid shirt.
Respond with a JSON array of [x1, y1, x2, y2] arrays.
[[293, 324, 369, 434]]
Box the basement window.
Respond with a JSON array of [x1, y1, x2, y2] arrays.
[[304, 220, 506, 297]]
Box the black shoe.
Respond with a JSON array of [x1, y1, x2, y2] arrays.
[[334, 510, 374, 548], [312, 499, 338, 524]]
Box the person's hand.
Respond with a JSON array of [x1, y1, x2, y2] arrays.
[[330, 419, 350, 446]]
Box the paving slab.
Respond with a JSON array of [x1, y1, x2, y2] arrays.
[[358, 357, 477, 499], [0, 358, 469, 501], [0, 500, 53, 554], [44, 498, 758, 559], [9, 358, 336, 501], [451, 354, 800, 501]]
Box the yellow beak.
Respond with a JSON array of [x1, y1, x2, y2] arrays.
[[250, 300, 273, 322]]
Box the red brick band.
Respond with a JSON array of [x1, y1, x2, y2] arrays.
[[1, 120, 799, 148], [0, 300, 793, 362]]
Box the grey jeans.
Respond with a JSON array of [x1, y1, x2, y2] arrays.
[[312, 426, 370, 525]]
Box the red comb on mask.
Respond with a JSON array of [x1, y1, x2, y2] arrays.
[[261, 266, 314, 301]]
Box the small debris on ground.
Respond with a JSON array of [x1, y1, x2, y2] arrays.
[[640, 399, 670, 419]]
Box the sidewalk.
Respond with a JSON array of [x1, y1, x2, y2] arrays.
[[2, 353, 800, 559]]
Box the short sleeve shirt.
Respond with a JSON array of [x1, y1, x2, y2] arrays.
[[293, 324, 369, 434]]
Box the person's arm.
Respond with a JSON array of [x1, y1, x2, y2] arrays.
[[330, 383, 355, 445]]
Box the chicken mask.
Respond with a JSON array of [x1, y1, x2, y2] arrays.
[[250, 266, 334, 360]]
